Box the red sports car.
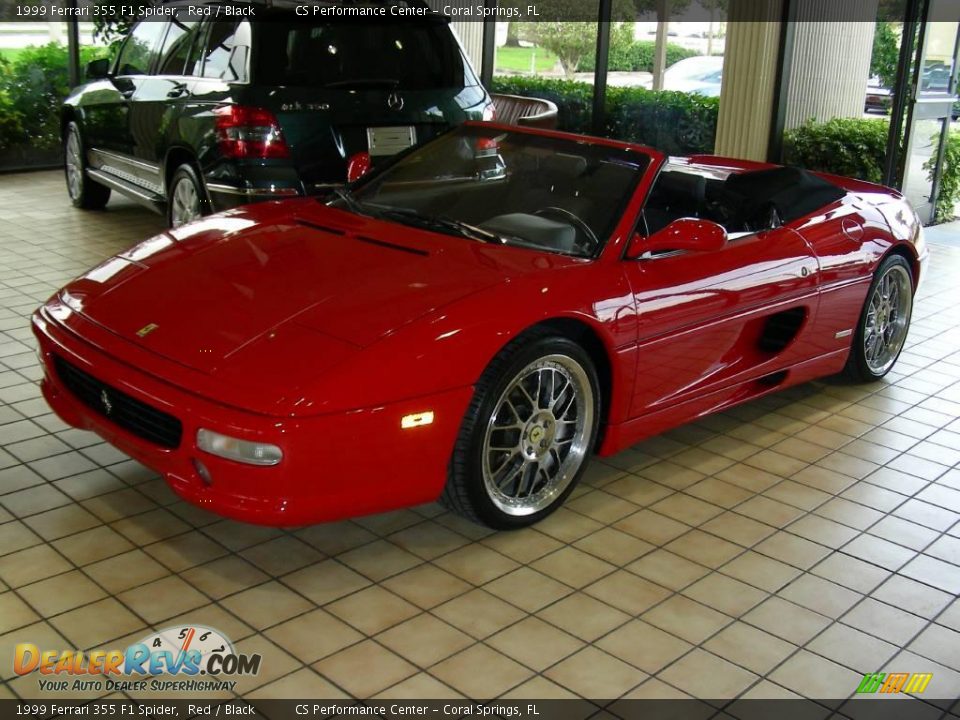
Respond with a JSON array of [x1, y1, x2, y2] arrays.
[[33, 122, 926, 529]]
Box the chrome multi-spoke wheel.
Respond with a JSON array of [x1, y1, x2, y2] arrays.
[[170, 175, 201, 228], [65, 127, 82, 201], [482, 355, 593, 516], [864, 264, 912, 375], [443, 333, 600, 529], [167, 163, 208, 229], [844, 255, 914, 382], [63, 121, 110, 210]]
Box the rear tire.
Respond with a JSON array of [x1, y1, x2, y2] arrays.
[[167, 163, 209, 228], [842, 254, 914, 382], [64, 122, 110, 210], [441, 330, 600, 529]]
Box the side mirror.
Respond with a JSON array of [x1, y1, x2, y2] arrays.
[[346, 151, 372, 183], [85, 58, 110, 81], [627, 218, 727, 258]]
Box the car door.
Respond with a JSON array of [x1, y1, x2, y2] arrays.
[[87, 20, 167, 183], [622, 226, 821, 419], [128, 15, 202, 196]]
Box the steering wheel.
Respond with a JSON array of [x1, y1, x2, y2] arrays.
[[534, 207, 599, 252]]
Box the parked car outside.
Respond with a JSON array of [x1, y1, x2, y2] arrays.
[[62, 0, 493, 227], [865, 77, 893, 114], [660, 55, 724, 97]]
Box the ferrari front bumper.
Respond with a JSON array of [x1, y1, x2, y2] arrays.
[[32, 310, 472, 526]]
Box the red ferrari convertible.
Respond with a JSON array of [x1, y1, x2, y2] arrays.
[[33, 122, 926, 528]]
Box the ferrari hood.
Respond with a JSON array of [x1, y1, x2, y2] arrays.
[[60, 205, 515, 374]]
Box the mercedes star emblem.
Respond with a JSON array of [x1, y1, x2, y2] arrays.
[[387, 91, 404, 111]]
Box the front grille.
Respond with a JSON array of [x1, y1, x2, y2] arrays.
[[53, 356, 183, 449]]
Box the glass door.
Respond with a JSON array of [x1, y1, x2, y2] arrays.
[[901, 0, 960, 223]]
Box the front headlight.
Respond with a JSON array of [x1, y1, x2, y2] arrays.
[[196, 428, 283, 466]]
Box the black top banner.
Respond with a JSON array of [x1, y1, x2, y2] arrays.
[[0, 0, 958, 24]]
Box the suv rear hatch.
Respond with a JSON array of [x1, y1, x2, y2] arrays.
[[246, 12, 490, 190]]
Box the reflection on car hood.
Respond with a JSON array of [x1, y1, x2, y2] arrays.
[[58, 202, 550, 374]]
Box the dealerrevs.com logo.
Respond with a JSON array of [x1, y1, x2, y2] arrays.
[[14, 625, 261, 693]]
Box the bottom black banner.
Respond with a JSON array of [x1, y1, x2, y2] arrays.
[[1, 699, 959, 720]]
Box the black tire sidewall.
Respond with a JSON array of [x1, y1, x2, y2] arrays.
[[848, 254, 914, 382], [459, 336, 601, 530], [167, 163, 208, 228]]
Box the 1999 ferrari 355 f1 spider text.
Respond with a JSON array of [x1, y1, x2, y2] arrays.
[[33, 122, 926, 528]]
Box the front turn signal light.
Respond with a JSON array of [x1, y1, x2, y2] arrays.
[[197, 429, 283, 466]]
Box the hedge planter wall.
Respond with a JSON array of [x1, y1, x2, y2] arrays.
[[0, 44, 109, 170], [490, 76, 720, 156]]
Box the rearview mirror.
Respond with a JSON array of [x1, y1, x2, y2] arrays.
[[85, 58, 110, 81], [346, 151, 372, 183], [628, 218, 727, 258]]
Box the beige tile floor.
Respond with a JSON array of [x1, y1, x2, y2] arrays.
[[1, 171, 959, 705]]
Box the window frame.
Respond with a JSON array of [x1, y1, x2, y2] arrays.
[[155, 15, 202, 77], [198, 18, 251, 83], [112, 19, 170, 78]]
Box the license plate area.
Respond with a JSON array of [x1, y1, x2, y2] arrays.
[[366, 126, 417, 157]]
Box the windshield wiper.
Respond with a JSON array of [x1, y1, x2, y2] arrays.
[[374, 207, 505, 244], [327, 187, 374, 217]]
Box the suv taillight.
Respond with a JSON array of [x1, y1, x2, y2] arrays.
[[213, 105, 290, 159]]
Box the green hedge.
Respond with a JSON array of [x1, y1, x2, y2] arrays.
[[0, 43, 110, 154], [783, 117, 890, 184], [784, 117, 960, 223], [491, 76, 719, 156], [933, 131, 960, 223], [580, 40, 699, 73]]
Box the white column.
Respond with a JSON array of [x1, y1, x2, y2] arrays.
[[451, 20, 484, 73], [425, 0, 484, 71], [714, 0, 783, 161], [783, 0, 879, 130]]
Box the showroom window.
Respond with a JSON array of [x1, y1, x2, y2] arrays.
[[0, 19, 111, 171]]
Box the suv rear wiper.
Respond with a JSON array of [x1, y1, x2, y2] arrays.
[[375, 207, 504, 244]]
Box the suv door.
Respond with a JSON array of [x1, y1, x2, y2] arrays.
[[128, 15, 202, 196], [85, 20, 167, 186]]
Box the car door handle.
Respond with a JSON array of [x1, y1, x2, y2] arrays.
[[167, 83, 188, 99], [119, 88, 135, 99]]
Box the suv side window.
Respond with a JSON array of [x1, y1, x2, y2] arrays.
[[115, 20, 168, 76], [200, 20, 251, 82], [157, 19, 200, 75]]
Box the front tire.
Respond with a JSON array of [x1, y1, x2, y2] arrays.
[[843, 254, 914, 382], [442, 332, 600, 529], [167, 163, 209, 228], [64, 122, 110, 210]]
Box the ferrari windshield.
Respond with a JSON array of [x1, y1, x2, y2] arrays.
[[341, 126, 650, 258]]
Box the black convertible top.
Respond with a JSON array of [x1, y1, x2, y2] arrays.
[[724, 166, 846, 225]]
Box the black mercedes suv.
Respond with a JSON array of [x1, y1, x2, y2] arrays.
[[62, 0, 493, 227]]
